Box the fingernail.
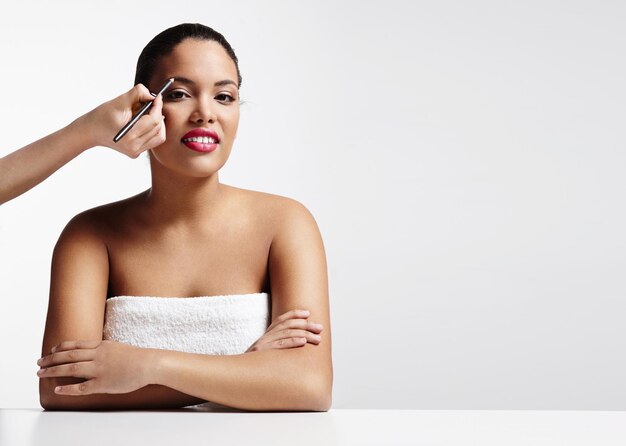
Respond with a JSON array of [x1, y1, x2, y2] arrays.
[[150, 92, 157, 97], [313, 323, 324, 329], [302, 310, 310, 315], [37, 358, 42, 365]]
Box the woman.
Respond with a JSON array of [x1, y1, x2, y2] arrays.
[[36, 23, 333, 411]]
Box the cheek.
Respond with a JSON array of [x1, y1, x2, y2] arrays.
[[161, 102, 187, 121], [226, 110, 240, 132], [161, 106, 175, 124], [161, 108, 183, 140]]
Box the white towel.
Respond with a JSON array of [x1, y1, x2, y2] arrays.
[[103, 293, 271, 355], [102, 292, 271, 411]]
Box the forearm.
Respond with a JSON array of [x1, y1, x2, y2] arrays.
[[151, 346, 332, 412], [0, 117, 92, 205], [39, 377, 205, 410]]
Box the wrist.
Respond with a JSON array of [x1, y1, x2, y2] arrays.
[[65, 111, 101, 153], [144, 348, 167, 386]]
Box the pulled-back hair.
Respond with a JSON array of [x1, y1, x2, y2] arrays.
[[134, 23, 242, 89]]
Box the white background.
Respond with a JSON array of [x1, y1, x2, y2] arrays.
[[0, 0, 625, 409]]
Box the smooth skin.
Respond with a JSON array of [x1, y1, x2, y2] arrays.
[[0, 84, 166, 205], [37, 39, 333, 411]]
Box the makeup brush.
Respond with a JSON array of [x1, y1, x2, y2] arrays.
[[113, 77, 174, 143]]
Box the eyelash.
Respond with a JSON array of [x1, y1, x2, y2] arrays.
[[165, 90, 236, 103]]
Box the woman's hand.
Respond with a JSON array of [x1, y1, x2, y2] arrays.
[[75, 83, 166, 158], [36, 309, 324, 395], [36, 340, 156, 396], [245, 309, 324, 352]]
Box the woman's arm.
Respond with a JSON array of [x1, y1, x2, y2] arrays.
[[0, 84, 164, 206], [39, 212, 205, 410], [39, 199, 333, 411], [150, 199, 332, 410]]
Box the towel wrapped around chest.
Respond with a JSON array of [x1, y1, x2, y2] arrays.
[[102, 292, 271, 410], [103, 293, 271, 354]]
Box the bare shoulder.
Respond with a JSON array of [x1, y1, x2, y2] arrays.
[[56, 191, 147, 247], [224, 185, 320, 236]]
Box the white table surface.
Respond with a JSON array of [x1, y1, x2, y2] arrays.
[[2, 408, 626, 446]]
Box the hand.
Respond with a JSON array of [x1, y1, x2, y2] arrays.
[[75, 83, 166, 158], [36, 340, 155, 396], [245, 309, 324, 352]]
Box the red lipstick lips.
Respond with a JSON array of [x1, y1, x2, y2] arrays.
[[181, 128, 220, 153]]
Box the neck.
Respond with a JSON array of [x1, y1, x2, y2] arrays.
[[145, 162, 225, 224]]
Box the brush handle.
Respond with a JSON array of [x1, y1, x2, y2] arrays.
[[113, 100, 152, 142], [112, 77, 174, 143]]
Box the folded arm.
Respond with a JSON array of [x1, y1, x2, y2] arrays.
[[39, 199, 332, 411], [39, 211, 207, 410]]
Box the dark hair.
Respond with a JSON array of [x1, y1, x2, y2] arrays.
[[134, 23, 242, 90]]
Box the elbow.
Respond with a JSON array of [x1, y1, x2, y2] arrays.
[[299, 356, 333, 412], [39, 379, 63, 410], [39, 387, 58, 411], [40, 395, 61, 411], [301, 373, 333, 412], [269, 368, 331, 412], [309, 391, 332, 412], [39, 378, 82, 411], [313, 383, 333, 412]]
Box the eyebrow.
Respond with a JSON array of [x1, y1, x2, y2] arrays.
[[169, 76, 238, 89]]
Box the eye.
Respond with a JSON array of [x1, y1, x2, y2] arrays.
[[216, 93, 236, 103], [164, 90, 189, 100]]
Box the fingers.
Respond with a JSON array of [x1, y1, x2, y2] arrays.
[[271, 337, 308, 349], [38, 348, 95, 368], [148, 91, 164, 118], [134, 93, 166, 152], [117, 83, 155, 116], [129, 84, 163, 119], [37, 344, 97, 380], [107, 85, 166, 158], [133, 111, 166, 152], [54, 380, 97, 396], [276, 317, 323, 333], [50, 339, 101, 354], [265, 327, 323, 345], [116, 102, 166, 158], [129, 83, 157, 105], [140, 123, 167, 152], [245, 308, 324, 352], [267, 309, 310, 331], [127, 94, 164, 139], [246, 336, 308, 353], [268, 309, 324, 344], [37, 361, 96, 380], [269, 318, 324, 342]]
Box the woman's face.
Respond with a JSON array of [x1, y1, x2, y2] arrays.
[[147, 38, 240, 178]]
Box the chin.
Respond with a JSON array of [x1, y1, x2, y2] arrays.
[[168, 160, 227, 178], [151, 148, 231, 178]]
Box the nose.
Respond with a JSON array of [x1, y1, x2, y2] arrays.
[[189, 96, 216, 124]]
